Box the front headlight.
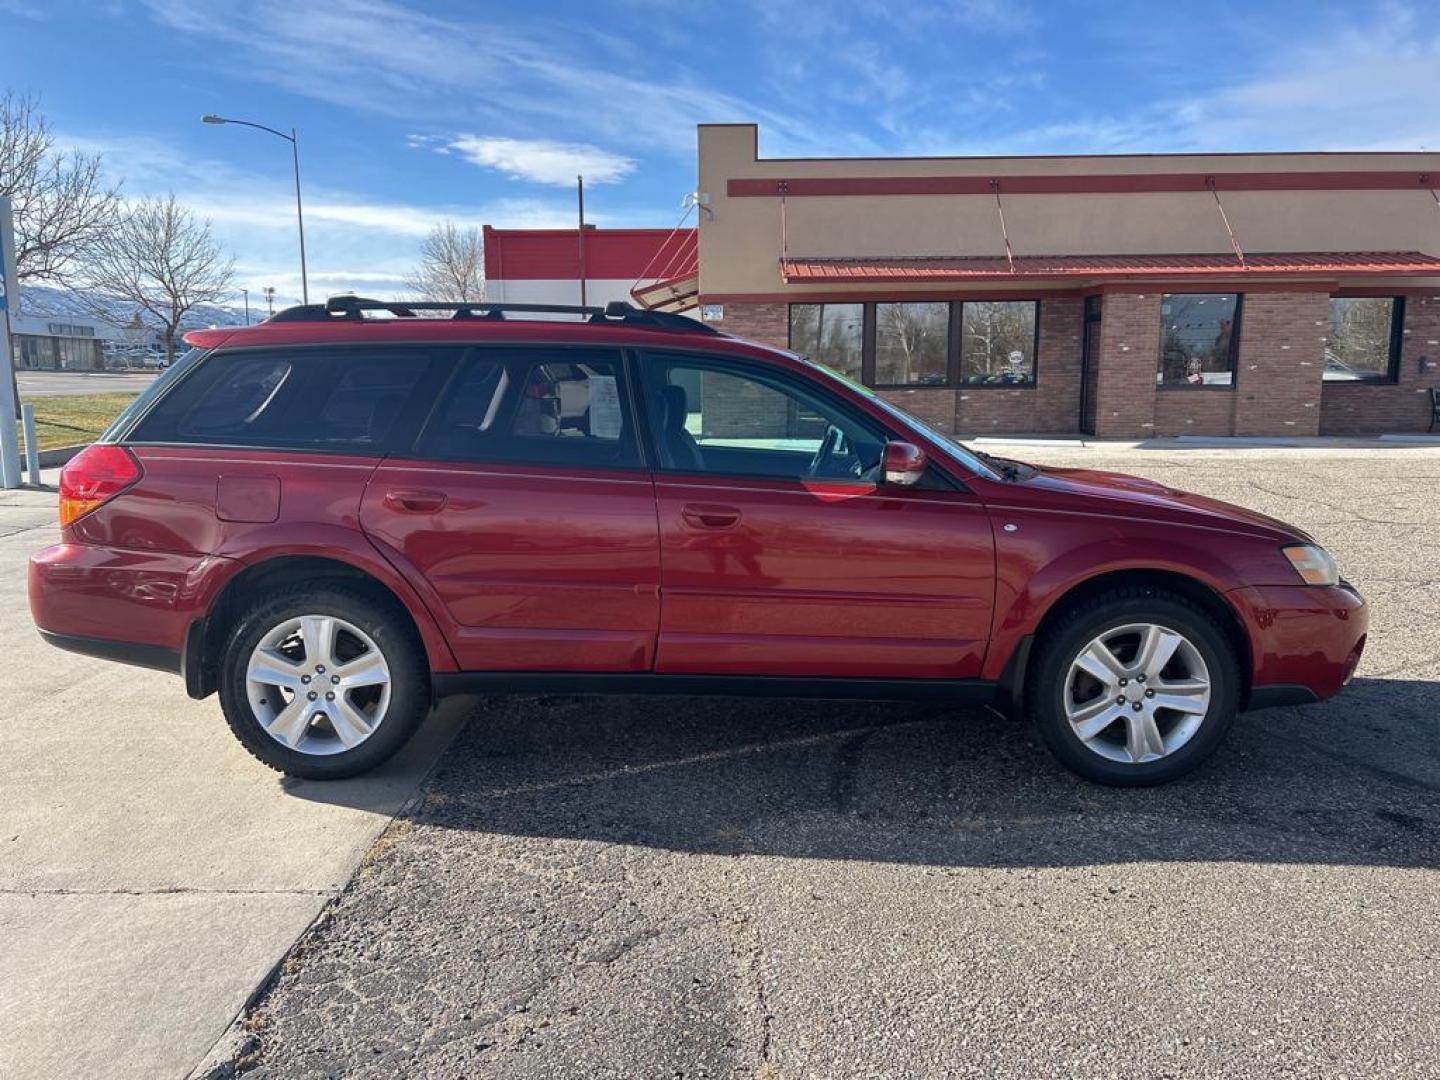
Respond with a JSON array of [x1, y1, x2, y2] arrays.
[[1282, 544, 1339, 587]]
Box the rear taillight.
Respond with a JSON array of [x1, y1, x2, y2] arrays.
[[58, 445, 141, 527]]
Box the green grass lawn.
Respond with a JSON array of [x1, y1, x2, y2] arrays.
[[16, 393, 139, 452]]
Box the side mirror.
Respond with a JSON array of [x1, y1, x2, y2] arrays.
[[881, 441, 926, 486]]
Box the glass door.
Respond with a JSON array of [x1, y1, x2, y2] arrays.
[[1079, 296, 1102, 435]]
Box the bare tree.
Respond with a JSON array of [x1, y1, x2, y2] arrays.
[[0, 90, 120, 285], [405, 221, 484, 302], [84, 195, 234, 364]]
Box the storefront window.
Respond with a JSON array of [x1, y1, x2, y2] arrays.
[[960, 301, 1037, 385], [788, 303, 863, 381], [874, 302, 949, 385], [1158, 293, 1239, 387], [1325, 297, 1401, 382]]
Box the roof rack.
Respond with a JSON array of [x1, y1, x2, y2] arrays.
[[267, 296, 717, 334]]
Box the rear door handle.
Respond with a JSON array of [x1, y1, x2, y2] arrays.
[[385, 488, 447, 513], [681, 503, 742, 529]]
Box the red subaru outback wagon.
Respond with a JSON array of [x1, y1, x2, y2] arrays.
[[29, 298, 1367, 785]]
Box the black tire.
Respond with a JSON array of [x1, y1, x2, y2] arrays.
[[218, 584, 431, 780], [1025, 588, 1239, 786]]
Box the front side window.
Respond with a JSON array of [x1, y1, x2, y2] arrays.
[[875, 302, 950, 386], [1158, 293, 1239, 387], [1325, 297, 1402, 382], [639, 352, 886, 482], [960, 301, 1037, 385], [788, 303, 863, 381]]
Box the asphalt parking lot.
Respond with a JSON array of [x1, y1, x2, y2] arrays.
[[194, 444, 1440, 1080]]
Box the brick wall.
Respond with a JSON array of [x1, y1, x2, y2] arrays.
[[1091, 292, 1160, 438], [1232, 292, 1327, 437], [712, 302, 788, 349], [1033, 297, 1085, 432], [1153, 389, 1234, 436], [700, 369, 790, 438], [1320, 294, 1440, 434], [876, 388, 959, 434]]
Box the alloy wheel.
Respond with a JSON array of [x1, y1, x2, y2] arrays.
[[1063, 622, 1212, 764], [245, 614, 392, 756]]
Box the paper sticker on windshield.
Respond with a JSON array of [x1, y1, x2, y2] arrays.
[[588, 375, 623, 439]]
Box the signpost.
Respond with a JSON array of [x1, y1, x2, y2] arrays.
[[0, 195, 23, 488]]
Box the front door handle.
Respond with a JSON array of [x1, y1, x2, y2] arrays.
[[681, 503, 742, 529], [385, 488, 448, 513]]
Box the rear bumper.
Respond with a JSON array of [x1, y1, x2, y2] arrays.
[[37, 629, 181, 674], [29, 542, 235, 665], [1229, 581, 1368, 709]]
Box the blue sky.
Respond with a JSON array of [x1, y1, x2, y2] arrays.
[[4, 0, 1439, 306]]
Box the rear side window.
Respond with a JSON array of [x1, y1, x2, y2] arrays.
[[180, 357, 292, 438], [132, 349, 439, 452], [417, 348, 640, 468]]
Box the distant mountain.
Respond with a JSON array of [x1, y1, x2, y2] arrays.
[[16, 285, 251, 331]]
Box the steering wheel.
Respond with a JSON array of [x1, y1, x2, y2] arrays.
[[808, 423, 846, 477], [809, 424, 881, 481]]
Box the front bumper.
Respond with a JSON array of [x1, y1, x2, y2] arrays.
[[1228, 580, 1368, 708]]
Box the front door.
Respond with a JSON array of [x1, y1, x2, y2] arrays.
[[362, 347, 661, 672], [636, 351, 995, 679]]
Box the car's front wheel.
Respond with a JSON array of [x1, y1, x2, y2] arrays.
[[1026, 589, 1239, 786], [218, 586, 431, 779]]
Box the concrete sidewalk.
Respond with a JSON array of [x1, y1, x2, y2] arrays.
[[0, 481, 468, 1080]]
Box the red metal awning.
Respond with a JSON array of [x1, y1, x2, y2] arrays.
[[780, 251, 1440, 284]]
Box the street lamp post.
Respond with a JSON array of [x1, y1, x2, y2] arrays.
[[241, 287, 250, 326], [201, 114, 310, 305]]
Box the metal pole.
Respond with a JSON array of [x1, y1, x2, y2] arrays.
[[292, 129, 309, 305], [577, 175, 587, 307], [21, 403, 40, 485], [242, 288, 250, 325], [0, 195, 22, 489], [203, 118, 309, 305]]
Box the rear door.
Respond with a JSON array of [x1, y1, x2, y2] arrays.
[[636, 350, 995, 679], [361, 346, 661, 672]]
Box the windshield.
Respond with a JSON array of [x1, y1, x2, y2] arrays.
[[794, 355, 1004, 482]]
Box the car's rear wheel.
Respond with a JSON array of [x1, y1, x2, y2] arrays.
[[1026, 589, 1239, 786], [218, 586, 430, 779]]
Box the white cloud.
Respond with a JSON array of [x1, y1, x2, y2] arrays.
[[444, 136, 634, 186]]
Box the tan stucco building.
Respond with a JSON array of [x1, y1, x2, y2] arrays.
[[691, 124, 1440, 437]]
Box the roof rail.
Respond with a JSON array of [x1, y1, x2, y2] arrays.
[[267, 296, 716, 334]]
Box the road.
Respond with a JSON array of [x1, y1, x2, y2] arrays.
[[0, 474, 468, 1080], [218, 444, 1440, 1079], [17, 370, 159, 397]]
